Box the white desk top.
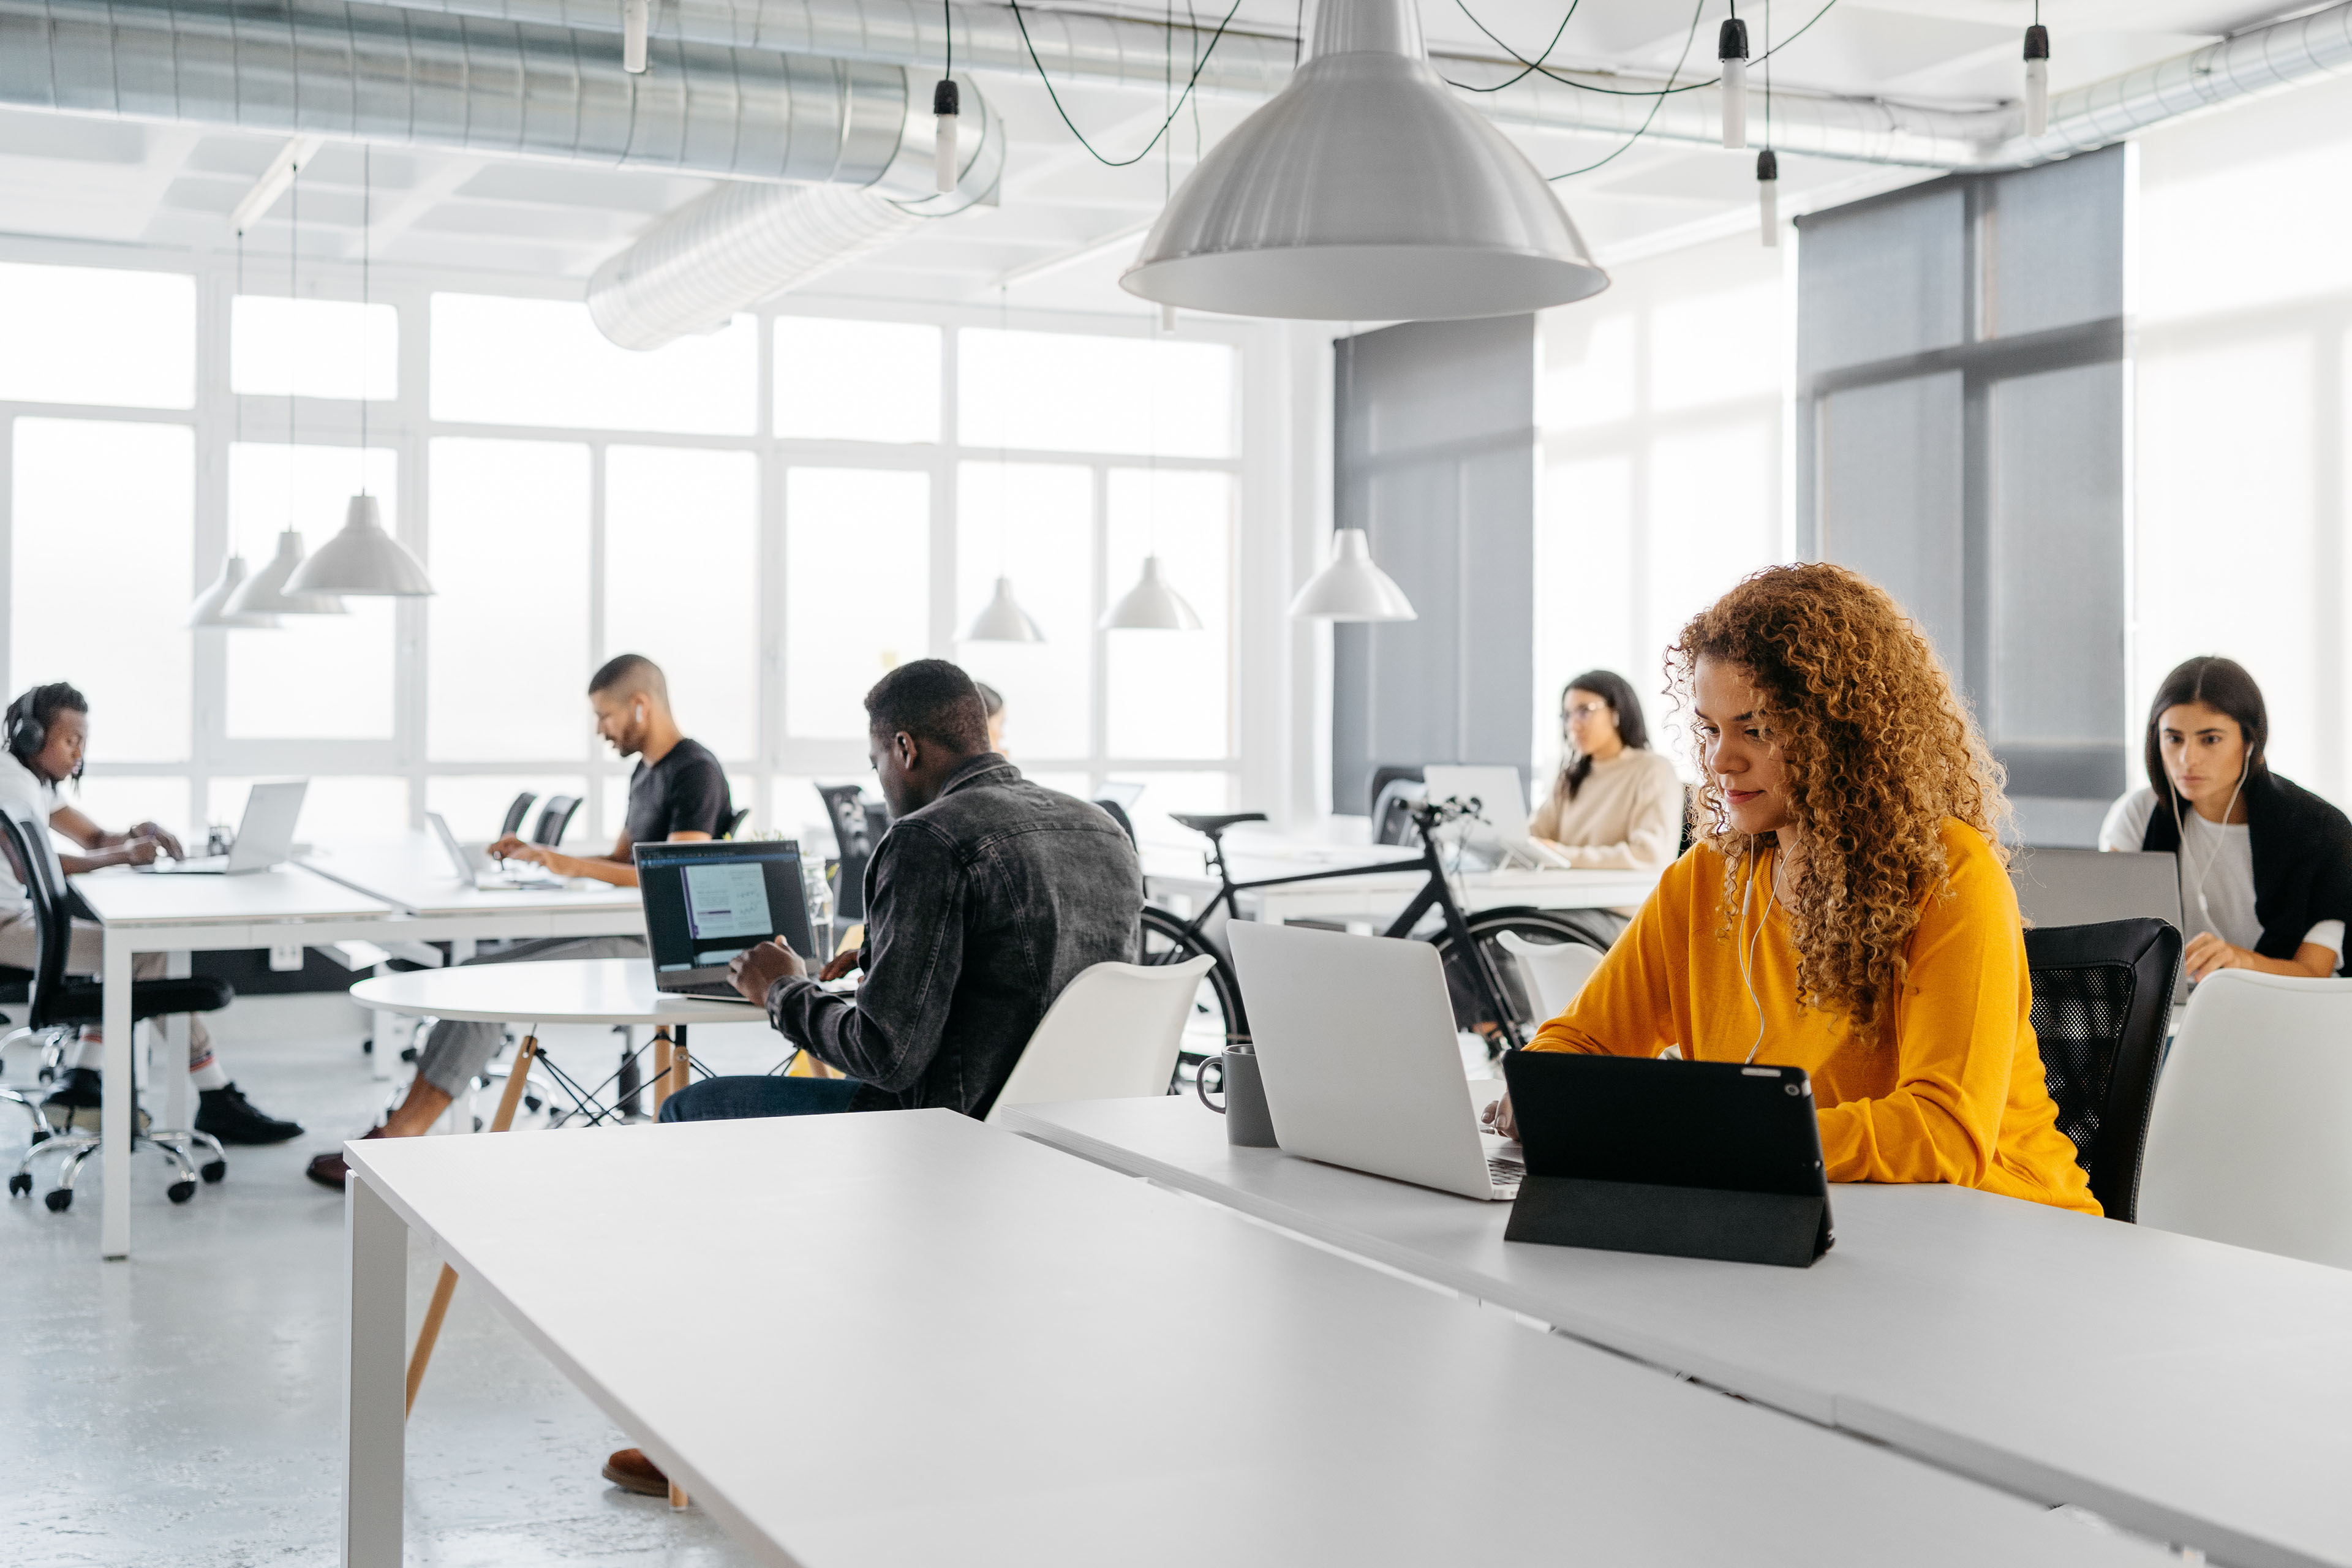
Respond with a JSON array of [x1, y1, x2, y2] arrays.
[[1006, 1096, 2352, 1568], [301, 835, 644, 919], [72, 862, 396, 927], [350, 958, 764, 1026], [347, 1112, 2163, 1568]]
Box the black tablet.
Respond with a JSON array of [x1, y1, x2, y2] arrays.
[[1499, 1051, 1835, 1267]]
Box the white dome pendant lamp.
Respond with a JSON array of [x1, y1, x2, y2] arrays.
[[187, 554, 281, 630], [962, 576, 1046, 643], [1121, 0, 1608, 322], [1289, 529, 1416, 621], [227, 529, 350, 616], [1101, 556, 1204, 630]]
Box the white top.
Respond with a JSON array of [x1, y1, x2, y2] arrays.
[[344, 1113, 2167, 1568], [70, 864, 394, 927], [2099, 788, 2344, 956], [349, 957, 760, 1025], [1004, 1096, 2352, 1568], [0, 748, 61, 912], [300, 834, 644, 918]]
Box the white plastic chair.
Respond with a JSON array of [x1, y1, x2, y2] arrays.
[[1496, 931, 1603, 1022], [987, 956, 1217, 1122], [2138, 968, 2352, 1268]]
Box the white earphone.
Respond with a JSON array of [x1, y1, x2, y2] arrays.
[[1734, 845, 1779, 1065], [2170, 755, 2248, 927]]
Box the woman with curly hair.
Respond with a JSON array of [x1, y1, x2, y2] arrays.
[[1485, 562, 2095, 1213]]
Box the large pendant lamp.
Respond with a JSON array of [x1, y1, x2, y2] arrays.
[[961, 577, 1046, 643], [1121, 0, 1608, 321], [285, 148, 435, 600], [1289, 529, 1416, 621], [1101, 556, 1204, 630]]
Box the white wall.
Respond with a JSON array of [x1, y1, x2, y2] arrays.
[[1532, 233, 1790, 789], [2135, 76, 2352, 805]]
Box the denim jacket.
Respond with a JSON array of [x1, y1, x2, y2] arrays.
[[765, 753, 1144, 1117]]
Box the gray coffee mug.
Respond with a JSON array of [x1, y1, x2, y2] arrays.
[[1196, 1044, 1278, 1148]]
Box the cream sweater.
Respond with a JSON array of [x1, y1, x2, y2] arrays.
[[1528, 748, 1684, 873]]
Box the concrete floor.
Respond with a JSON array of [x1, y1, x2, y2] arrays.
[[0, 992, 792, 1567]]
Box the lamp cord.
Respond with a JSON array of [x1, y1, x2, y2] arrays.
[[360, 145, 369, 496], [1005, 0, 1243, 167], [1446, 0, 1840, 97]]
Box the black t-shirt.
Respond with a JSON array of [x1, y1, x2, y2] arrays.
[[625, 738, 733, 847]]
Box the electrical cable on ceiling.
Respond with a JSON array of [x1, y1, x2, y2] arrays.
[[1444, 0, 1583, 96], [1757, 0, 1777, 245], [1545, 0, 1709, 181], [1442, 0, 1842, 98], [1006, 0, 1246, 167]]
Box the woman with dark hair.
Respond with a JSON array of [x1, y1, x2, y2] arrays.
[[1527, 668, 1683, 873], [2098, 655, 2352, 982], [1487, 564, 2094, 1213], [975, 680, 1008, 755]]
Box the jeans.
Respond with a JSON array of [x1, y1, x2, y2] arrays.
[[658, 1074, 865, 1121]]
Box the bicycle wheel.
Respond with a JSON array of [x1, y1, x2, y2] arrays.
[[1428, 908, 1610, 1054], [1140, 905, 1248, 1072]]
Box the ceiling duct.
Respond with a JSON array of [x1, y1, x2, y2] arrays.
[[586, 71, 1001, 348], [0, 0, 945, 184]]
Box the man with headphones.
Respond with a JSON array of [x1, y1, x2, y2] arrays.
[[304, 653, 733, 1188], [0, 682, 303, 1144]]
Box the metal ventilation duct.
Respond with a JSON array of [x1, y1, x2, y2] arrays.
[[586, 71, 1003, 349], [0, 0, 946, 184]]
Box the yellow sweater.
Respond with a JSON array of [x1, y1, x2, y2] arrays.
[[1529, 819, 2098, 1215]]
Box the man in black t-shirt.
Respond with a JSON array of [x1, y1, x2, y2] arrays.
[[304, 654, 734, 1189]]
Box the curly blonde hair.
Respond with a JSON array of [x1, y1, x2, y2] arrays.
[[1670, 562, 2011, 1031]]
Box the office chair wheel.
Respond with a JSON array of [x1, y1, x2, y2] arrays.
[[201, 1160, 227, 1183], [8, 1172, 29, 1197], [44, 1187, 71, 1212], [167, 1179, 197, 1204], [28, 1126, 48, 1145], [37, 1065, 53, 1083]]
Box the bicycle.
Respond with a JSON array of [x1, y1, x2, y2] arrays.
[[1139, 797, 1618, 1068]]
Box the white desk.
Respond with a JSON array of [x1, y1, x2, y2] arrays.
[[349, 958, 760, 1029], [75, 865, 399, 1260], [1142, 833, 1656, 925], [342, 1112, 2165, 1568], [301, 835, 644, 930], [1006, 1096, 2352, 1568]]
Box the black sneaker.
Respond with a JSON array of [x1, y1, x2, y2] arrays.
[[39, 1067, 148, 1135], [196, 1082, 304, 1145]]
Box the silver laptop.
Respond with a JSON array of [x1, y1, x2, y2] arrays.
[[145, 780, 306, 875], [428, 811, 563, 891], [1226, 920, 1523, 1200], [2009, 847, 2187, 1002], [1422, 764, 1572, 870]]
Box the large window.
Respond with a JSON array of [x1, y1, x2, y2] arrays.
[[0, 261, 1246, 848]]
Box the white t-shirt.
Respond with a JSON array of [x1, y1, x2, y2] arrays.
[[0, 749, 61, 914], [2098, 787, 2345, 957]]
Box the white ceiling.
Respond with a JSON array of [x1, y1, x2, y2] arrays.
[[0, 1, 2306, 317]]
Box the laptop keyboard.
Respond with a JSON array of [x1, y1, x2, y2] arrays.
[[1487, 1153, 1526, 1185], [671, 981, 745, 998]]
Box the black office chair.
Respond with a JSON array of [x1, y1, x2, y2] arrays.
[[1370, 777, 1428, 846], [0, 962, 51, 1140], [818, 784, 876, 922], [532, 794, 581, 846], [0, 801, 236, 1212], [499, 791, 538, 839], [2023, 917, 2181, 1223], [723, 807, 751, 840], [1093, 797, 1139, 849]]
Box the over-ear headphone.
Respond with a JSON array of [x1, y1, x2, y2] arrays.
[[4, 691, 43, 766]]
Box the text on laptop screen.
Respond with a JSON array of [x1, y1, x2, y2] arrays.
[[636, 842, 813, 973]]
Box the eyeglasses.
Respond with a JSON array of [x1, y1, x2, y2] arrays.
[[1562, 703, 1608, 724]]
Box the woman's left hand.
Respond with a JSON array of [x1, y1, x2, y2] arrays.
[[2183, 932, 2252, 982]]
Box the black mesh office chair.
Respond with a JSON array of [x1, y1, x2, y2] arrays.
[[817, 784, 876, 922], [532, 794, 581, 846], [0, 801, 236, 1211], [1093, 798, 1139, 849], [1370, 777, 1427, 846], [499, 791, 538, 839], [2024, 917, 2181, 1223], [0, 962, 51, 1140], [723, 807, 751, 840]]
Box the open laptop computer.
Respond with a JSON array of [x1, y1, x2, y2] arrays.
[[1421, 764, 1574, 870], [426, 811, 563, 891], [1225, 920, 1524, 1200], [634, 838, 816, 998], [2010, 847, 2187, 1002], [143, 780, 306, 875]]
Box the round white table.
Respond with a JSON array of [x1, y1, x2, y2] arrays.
[[349, 958, 764, 1479]]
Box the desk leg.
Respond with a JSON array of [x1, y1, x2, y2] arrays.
[[371, 962, 398, 1082], [345, 1175, 407, 1568], [404, 1035, 538, 1415], [102, 935, 135, 1260], [651, 1028, 673, 1116]]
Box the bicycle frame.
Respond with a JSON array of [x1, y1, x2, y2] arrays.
[[1154, 803, 1531, 1050]]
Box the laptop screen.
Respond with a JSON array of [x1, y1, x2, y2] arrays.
[[634, 840, 815, 976]]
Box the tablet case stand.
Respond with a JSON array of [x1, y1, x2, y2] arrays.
[[1504, 1175, 1830, 1268]]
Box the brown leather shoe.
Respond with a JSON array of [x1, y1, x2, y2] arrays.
[[305, 1128, 386, 1191], [602, 1447, 668, 1497]]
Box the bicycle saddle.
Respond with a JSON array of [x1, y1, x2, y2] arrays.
[[1170, 812, 1268, 839]]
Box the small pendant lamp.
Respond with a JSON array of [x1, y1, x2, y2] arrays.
[[961, 576, 1046, 643], [1289, 529, 1416, 621], [1101, 556, 1204, 631], [187, 556, 281, 630], [227, 529, 349, 616]]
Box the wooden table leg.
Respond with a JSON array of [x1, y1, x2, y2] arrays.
[[671, 1026, 690, 1104], [404, 1033, 538, 1417], [651, 1027, 674, 1116]]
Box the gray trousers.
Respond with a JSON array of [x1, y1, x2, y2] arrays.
[[412, 935, 648, 1096]]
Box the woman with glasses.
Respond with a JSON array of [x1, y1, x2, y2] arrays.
[[1529, 668, 1684, 874]]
